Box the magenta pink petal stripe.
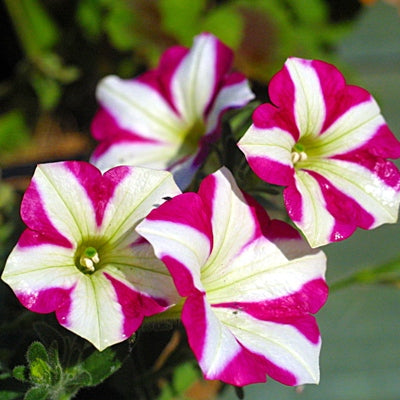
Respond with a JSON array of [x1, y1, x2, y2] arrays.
[[283, 183, 304, 224], [312, 59, 371, 134], [104, 273, 166, 338], [91, 108, 160, 144], [181, 294, 208, 364], [203, 35, 234, 116], [16, 286, 73, 324], [20, 181, 73, 248], [353, 124, 400, 159], [247, 155, 294, 186], [219, 345, 297, 386], [333, 152, 400, 189], [213, 279, 327, 344], [306, 170, 375, 237], [265, 64, 299, 139], [154, 45, 188, 114], [161, 255, 199, 297], [146, 192, 213, 245], [252, 103, 298, 138], [66, 162, 131, 226]]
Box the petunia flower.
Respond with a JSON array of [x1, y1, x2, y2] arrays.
[[137, 167, 328, 387], [1, 161, 181, 350], [90, 32, 254, 189], [238, 57, 400, 247]]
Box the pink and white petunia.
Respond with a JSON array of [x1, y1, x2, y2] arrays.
[[1, 161, 181, 351], [90, 32, 254, 189], [238, 57, 400, 247], [137, 167, 328, 387]]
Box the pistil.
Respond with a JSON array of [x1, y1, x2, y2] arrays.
[[79, 247, 100, 273]]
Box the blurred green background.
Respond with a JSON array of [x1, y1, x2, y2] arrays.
[[1, 1, 400, 399]]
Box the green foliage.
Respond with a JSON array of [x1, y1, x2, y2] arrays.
[[0, 391, 22, 400], [0, 182, 19, 266], [157, 362, 199, 400], [158, 0, 206, 45], [10, 340, 122, 400], [81, 347, 122, 386], [3, 0, 80, 111], [3, 0, 58, 58], [75, 0, 103, 40], [0, 110, 30, 154]]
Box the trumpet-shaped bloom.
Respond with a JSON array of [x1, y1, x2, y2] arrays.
[[90, 33, 254, 189], [238, 57, 400, 247], [2, 161, 181, 350], [137, 167, 328, 387]]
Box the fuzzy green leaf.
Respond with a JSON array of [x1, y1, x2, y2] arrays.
[[81, 348, 121, 386], [26, 342, 48, 365], [13, 365, 28, 382], [24, 386, 49, 400]]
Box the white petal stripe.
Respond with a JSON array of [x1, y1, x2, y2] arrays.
[[97, 76, 184, 142], [200, 300, 242, 377], [286, 58, 326, 138], [101, 168, 181, 246], [291, 171, 335, 247], [307, 101, 384, 157], [238, 125, 294, 166], [31, 164, 98, 243], [205, 237, 326, 304], [206, 79, 255, 135], [171, 34, 216, 122]]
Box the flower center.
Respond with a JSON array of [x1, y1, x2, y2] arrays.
[[179, 119, 206, 155], [291, 142, 308, 165], [75, 245, 101, 274]]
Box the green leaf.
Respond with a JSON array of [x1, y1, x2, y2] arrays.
[[76, 0, 103, 40], [13, 365, 28, 382], [158, 0, 206, 44], [4, 0, 59, 57], [30, 73, 61, 110], [30, 360, 52, 386], [27, 342, 49, 365], [24, 386, 49, 400], [104, 4, 137, 51], [0, 391, 22, 400], [0, 110, 30, 154], [81, 348, 121, 386]]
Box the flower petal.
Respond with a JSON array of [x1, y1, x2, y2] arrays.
[[100, 166, 182, 246], [2, 162, 183, 350], [170, 33, 234, 122], [237, 123, 295, 186], [21, 162, 103, 244], [139, 167, 327, 386], [136, 193, 213, 296], [205, 72, 255, 135], [239, 57, 400, 247], [90, 139, 177, 173], [95, 75, 184, 143]]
